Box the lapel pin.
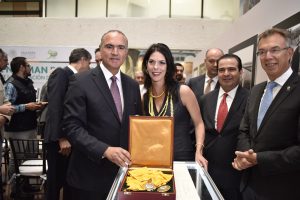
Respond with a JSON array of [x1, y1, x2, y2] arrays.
[[287, 86, 290, 92]]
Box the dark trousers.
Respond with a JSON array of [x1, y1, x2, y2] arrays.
[[45, 142, 71, 200], [69, 185, 108, 200], [242, 185, 258, 200], [219, 187, 243, 200]]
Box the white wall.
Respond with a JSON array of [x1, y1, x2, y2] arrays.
[[0, 18, 230, 50], [204, 0, 300, 84]]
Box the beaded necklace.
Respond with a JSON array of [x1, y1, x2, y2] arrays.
[[148, 91, 173, 117]]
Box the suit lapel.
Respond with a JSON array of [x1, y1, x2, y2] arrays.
[[251, 82, 266, 136], [120, 73, 129, 123], [199, 76, 205, 95], [91, 66, 121, 123], [258, 73, 299, 131], [215, 81, 220, 91], [206, 90, 218, 130]]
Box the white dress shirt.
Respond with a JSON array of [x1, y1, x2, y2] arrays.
[[214, 85, 238, 129], [204, 74, 218, 92], [100, 63, 124, 111]]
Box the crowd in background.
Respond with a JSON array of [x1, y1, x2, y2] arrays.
[[0, 27, 299, 200]]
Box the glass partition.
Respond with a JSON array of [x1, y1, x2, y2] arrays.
[[107, 161, 224, 200]]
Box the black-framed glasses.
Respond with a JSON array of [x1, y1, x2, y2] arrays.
[[256, 47, 290, 57]]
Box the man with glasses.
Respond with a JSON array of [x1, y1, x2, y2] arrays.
[[63, 30, 142, 200], [4, 57, 44, 198], [232, 28, 300, 199], [44, 48, 92, 200], [4, 57, 43, 138]]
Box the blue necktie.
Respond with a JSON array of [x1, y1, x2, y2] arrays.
[[257, 81, 277, 129]]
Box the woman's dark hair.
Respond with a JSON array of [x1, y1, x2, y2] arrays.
[[142, 43, 177, 94]]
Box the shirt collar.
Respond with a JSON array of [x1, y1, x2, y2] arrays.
[[100, 62, 121, 82], [68, 65, 78, 74], [268, 67, 293, 87], [205, 74, 218, 83], [218, 85, 239, 99]]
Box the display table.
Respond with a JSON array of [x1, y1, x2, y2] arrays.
[[106, 161, 224, 200]]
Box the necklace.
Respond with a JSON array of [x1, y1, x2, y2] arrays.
[[148, 92, 173, 117], [150, 88, 165, 98]]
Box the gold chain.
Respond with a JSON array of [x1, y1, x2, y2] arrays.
[[149, 88, 165, 98], [148, 92, 173, 117]]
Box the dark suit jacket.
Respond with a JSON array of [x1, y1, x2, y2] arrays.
[[188, 74, 219, 106], [200, 86, 249, 190], [63, 66, 142, 193], [44, 67, 74, 143], [237, 72, 300, 199]]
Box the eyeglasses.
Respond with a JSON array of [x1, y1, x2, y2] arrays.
[[147, 59, 166, 67], [256, 47, 290, 57]]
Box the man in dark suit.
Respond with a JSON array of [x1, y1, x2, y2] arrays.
[[232, 28, 300, 200], [63, 30, 142, 200], [44, 48, 92, 200], [200, 54, 248, 200], [188, 48, 224, 104]]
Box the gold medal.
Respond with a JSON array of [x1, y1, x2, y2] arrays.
[[157, 185, 171, 193]]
